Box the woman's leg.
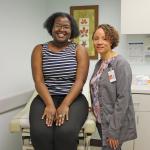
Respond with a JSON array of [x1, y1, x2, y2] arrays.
[[54, 94, 89, 150], [29, 95, 54, 150]]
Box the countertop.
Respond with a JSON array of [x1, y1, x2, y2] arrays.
[[131, 84, 150, 94]]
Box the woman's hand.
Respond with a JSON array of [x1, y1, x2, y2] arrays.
[[42, 105, 56, 127], [55, 103, 69, 126], [106, 137, 120, 150]]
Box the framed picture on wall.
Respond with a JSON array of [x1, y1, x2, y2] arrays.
[[70, 5, 99, 59]]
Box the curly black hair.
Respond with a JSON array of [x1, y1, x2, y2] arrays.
[[92, 24, 119, 49], [43, 12, 79, 39]]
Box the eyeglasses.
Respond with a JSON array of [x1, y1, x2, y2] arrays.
[[54, 24, 71, 30]]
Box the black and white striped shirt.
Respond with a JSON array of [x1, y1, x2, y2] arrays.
[[42, 42, 77, 95]]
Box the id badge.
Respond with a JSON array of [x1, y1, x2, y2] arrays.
[[108, 70, 116, 82]]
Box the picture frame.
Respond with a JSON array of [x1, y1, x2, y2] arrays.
[[70, 5, 99, 59]]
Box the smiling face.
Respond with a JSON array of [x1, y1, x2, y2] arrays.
[[93, 28, 112, 55], [52, 16, 71, 44]]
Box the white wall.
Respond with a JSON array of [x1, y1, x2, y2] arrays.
[[125, 34, 150, 75], [0, 0, 49, 149], [0, 0, 49, 98]]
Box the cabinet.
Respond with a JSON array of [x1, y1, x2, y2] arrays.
[[121, 0, 150, 34], [132, 94, 150, 150], [122, 140, 134, 150], [134, 112, 150, 150], [123, 93, 150, 150]]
